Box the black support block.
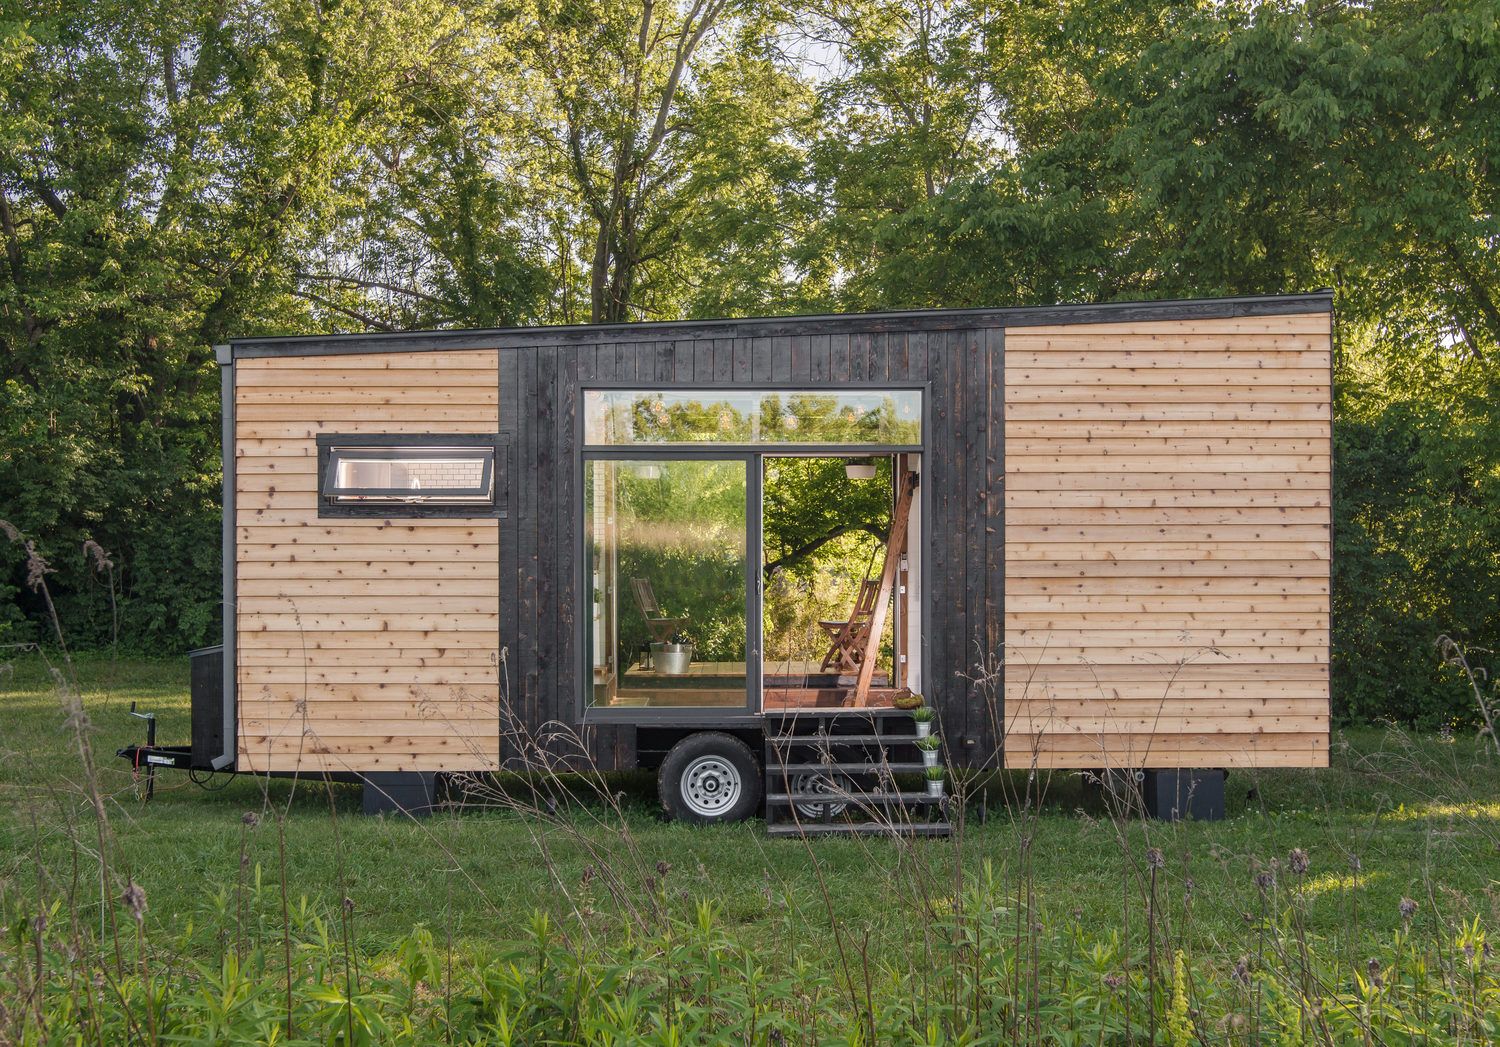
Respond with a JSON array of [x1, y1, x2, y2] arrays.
[[1142, 769, 1225, 821], [361, 772, 439, 816]]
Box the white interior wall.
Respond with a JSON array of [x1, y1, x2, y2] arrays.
[[905, 453, 923, 694]]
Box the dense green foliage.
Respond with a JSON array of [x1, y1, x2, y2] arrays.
[[762, 456, 894, 664], [610, 458, 750, 663], [1, 0, 1496, 723], [8, 887, 1497, 1044]]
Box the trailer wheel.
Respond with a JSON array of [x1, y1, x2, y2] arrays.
[[788, 770, 852, 820], [658, 733, 761, 825]]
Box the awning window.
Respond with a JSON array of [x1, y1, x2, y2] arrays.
[[322, 445, 495, 505]]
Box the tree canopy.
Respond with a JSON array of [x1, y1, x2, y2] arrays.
[[2, 0, 1496, 724]]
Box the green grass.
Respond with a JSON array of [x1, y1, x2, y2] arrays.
[[2, 651, 1498, 974]]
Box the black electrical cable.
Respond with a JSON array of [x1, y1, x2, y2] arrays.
[[189, 767, 237, 791]]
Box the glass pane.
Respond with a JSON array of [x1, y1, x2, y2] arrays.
[[584, 389, 922, 445], [761, 456, 900, 711], [585, 459, 748, 709], [326, 447, 492, 502]]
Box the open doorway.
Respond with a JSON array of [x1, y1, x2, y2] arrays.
[[761, 453, 921, 711]]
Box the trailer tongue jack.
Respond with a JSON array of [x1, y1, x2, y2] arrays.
[[116, 702, 195, 800]]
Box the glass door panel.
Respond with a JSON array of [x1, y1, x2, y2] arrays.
[[761, 455, 901, 711], [585, 458, 751, 711]]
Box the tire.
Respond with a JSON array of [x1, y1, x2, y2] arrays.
[[658, 733, 762, 825]]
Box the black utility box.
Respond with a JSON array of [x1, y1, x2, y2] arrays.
[[1142, 769, 1225, 821], [189, 644, 224, 770]]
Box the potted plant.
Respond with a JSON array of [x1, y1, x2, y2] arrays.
[[656, 630, 695, 675], [915, 734, 941, 769], [911, 705, 935, 738], [924, 765, 945, 798]]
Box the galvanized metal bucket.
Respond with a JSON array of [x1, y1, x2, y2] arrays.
[[656, 643, 695, 675]]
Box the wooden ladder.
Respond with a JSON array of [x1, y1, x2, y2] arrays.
[[853, 469, 918, 706], [762, 709, 951, 838]]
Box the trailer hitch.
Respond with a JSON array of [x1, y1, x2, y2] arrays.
[[115, 702, 194, 800]]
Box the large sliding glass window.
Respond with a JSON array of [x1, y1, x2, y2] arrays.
[[582, 386, 924, 717], [585, 389, 921, 446], [585, 458, 750, 710]]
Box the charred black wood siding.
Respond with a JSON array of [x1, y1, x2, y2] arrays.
[[500, 322, 1006, 771]]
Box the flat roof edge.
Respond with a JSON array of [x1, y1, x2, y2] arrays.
[[228, 290, 1334, 359]]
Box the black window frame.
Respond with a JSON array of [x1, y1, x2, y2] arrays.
[[574, 381, 930, 725], [315, 433, 510, 519]]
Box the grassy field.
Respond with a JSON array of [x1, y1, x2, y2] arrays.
[[2, 650, 1498, 978]]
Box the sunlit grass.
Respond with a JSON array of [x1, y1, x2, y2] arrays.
[[1374, 800, 1500, 822], [2, 652, 1498, 965], [1300, 870, 1375, 896]]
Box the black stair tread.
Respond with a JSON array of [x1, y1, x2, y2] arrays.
[[766, 822, 952, 837], [766, 762, 927, 774], [766, 708, 924, 719], [766, 733, 922, 746], [765, 791, 945, 804]]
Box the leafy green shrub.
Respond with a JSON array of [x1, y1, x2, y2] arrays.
[[7, 869, 1496, 1045]]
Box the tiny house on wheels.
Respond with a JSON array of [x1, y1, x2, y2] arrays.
[[121, 292, 1333, 832]]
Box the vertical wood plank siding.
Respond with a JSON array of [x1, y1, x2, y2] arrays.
[[1001, 313, 1333, 769], [234, 350, 502, 773], [503, 329, 1005, 768]]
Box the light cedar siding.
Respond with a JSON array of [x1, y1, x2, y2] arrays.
[[234, 350, 501, 774], [1001, 314, 1332, 770]]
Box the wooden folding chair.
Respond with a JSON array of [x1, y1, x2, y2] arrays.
[[631, 578, 684, 644], [818, 579, 882, 673]]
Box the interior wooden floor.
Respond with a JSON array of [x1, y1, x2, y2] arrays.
[[761, 660, 898, 710], [603, 660, 898, 709]]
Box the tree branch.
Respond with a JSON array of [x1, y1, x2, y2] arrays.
[[642, 0, 727, 166], [295, 271, 446, 306], [290, 288, 399, 332], [163, 37, 180, 107], [0, 186, 47, 350], [21, 177, 67, 220], [1443, 243, 1499, 358], [764, 522, 888, 579]]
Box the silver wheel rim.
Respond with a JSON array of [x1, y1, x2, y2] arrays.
[[681, 755, 742, 818], [791, 771, 851, 819]]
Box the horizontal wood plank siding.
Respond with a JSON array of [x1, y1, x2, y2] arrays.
[[234, 351, 501, 773], [1002, 315, 1331, 769]]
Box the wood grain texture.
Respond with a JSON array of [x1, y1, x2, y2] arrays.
[[234, 350, 502, 774], [1002, 314, 1331, 770], [229, 304, 1331, 777]]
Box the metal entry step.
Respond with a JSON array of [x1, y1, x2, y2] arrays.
[[762, 709, 951, 838], [767, 733, 901, 747], [766, 821, 952, 838], [774, 761, 927, 774], [766, 790, 943, 806]]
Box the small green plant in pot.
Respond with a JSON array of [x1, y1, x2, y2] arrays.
[[911, 705, 935, 738], [924, 764, 945, 798], [915, 734, 941, 768]]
